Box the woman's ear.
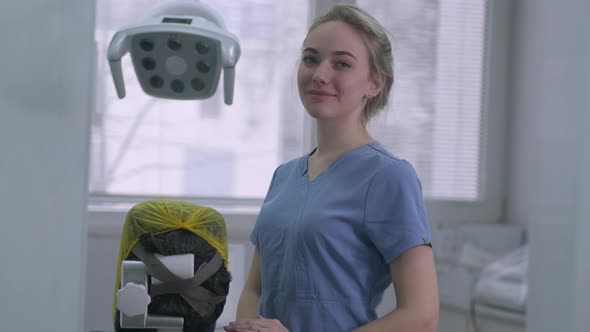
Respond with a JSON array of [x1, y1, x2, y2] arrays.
[[368, 72, 385, 98]]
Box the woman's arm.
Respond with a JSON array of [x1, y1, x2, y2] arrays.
[[227, 249, 290, 331], [235, 248, 263, 319], [353, 245, 439, 332]]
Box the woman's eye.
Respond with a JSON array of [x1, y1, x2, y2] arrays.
[[302, 56, 318, 65], [335, 62, 351, 70]]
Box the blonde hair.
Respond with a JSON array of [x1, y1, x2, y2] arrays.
[[307, 5, 394, 124]]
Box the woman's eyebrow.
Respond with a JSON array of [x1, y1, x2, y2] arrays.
[[302, 47, 320, 54], [302, 47, 358, 61], [332, 51, 358, 61]]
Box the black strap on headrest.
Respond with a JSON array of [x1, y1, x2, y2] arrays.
[[131, 243, 226, 317]]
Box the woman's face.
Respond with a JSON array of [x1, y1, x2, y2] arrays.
[[297, 21, 380, 122]]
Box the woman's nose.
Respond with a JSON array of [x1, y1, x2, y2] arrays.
[[311, 63, 330, 85]]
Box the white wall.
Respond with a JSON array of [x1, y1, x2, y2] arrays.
[[0, 1, 95, 331], [505, 0, 590, 331]]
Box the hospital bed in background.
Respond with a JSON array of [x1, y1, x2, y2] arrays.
[[433, 223, 527, 332]]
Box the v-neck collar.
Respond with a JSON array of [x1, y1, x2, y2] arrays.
[[299, 141, 379, 182]]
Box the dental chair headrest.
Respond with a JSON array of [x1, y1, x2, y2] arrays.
[[113, 199, 230, 332]]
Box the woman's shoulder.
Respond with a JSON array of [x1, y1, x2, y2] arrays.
[[365, 142, 422, 184], [367, 142, 415, 171]]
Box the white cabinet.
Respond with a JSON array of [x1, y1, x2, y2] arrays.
[[439, 305, 525, 332]]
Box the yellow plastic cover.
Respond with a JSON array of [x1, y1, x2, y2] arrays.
[[112, 199, 228, 324]]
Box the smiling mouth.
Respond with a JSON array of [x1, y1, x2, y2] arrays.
[[307, 90, 336, 97]]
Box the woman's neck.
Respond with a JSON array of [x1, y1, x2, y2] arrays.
[[314, 119, 374, 161]]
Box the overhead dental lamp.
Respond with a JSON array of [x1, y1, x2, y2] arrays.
[[107, 1, 241, 104]]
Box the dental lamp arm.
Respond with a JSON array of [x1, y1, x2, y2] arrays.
[[107, 32, 132, 99]]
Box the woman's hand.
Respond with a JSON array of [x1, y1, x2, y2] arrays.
[[224, 315, 289, 332]]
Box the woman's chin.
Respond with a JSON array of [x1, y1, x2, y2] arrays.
[[304, 104, 335, 118]]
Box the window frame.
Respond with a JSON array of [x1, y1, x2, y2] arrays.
[[423, 0, 511, 225], [88, 0, 511, 227]]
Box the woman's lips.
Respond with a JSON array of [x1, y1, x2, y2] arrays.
[[307, 89, 336, 96]]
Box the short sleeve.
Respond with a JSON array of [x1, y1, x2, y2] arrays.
[[250, 165, 282, 248], [363, 160, 432, 264]]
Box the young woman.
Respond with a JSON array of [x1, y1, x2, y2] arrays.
[[225, 5, 438, 332]]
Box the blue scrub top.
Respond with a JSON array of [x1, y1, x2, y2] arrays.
[[250, 142, 432, 332]]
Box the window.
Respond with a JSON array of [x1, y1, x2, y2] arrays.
[[358, 0, 487, 201], [90, 0, 504, 221]]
